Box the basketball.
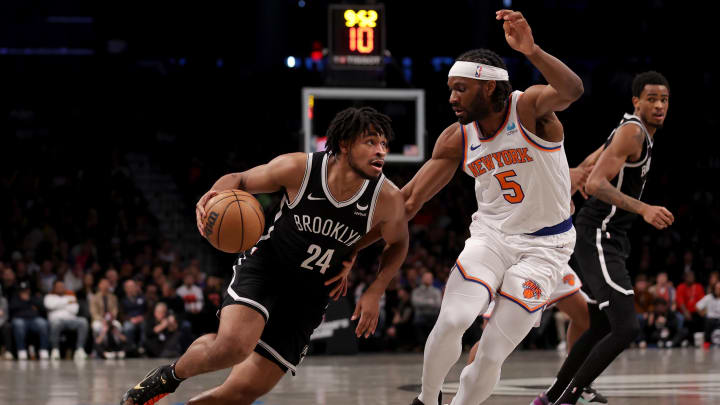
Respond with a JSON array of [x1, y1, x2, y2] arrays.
[[202, 190, 265, 253]]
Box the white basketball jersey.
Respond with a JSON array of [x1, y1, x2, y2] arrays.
[[462, 90, 570, 235]]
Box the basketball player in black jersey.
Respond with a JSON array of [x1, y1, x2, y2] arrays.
[[120, 107, 409, 405], [529, 71, 673, 405]]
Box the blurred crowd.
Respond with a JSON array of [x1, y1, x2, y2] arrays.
[[2, 131, 720, 361]]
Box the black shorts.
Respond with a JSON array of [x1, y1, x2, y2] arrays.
[[573, 224, 633, 308], [220, 252, 329, 375]]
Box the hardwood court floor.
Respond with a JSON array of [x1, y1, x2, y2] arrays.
[[1, 348, 719, 404]]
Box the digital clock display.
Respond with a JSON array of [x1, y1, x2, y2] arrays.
[[329, 4, 385, 68]]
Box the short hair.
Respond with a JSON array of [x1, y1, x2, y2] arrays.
[[325, 107, 393, 156], [632, 71, 669, 98], [456, 49, 512, 112]]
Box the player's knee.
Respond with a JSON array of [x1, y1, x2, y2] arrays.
[[208, 337, 252, 366], [436, 308, 476, 335], [609, 312, 640, 348]]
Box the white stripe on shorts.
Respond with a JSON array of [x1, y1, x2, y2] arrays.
[[595, 228, 634, 295], [226, 264, 270, 320], [257, 339, 296, 374]]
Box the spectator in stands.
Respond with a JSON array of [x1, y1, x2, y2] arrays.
[[120, 279, 146, 354], [650, 272, 676, 310], [77, 272, 95, 304], [707, 271, 720, 295], [386, 286, 415, 350], [144, 284, 160, 315], [143, 302, 183, 358], [10, 282, 50, 360], [177, 274, 203, 314], [44, 280, 88, 360], [90, 278, 124, 358], [1, 268, 17, 298], [151, 266, 166, 289], [412, 271, 442, 345], [1, 291, 12, 359], [638, 298, 686, 348], [64, 262, 85, 293], [105, 268, 119, 295], [634, 274, 655, 321], [160, 281, 185, 318], [696, 281, 720, 348], [677, 269, 705, 343], [37, 260, 57, 294]]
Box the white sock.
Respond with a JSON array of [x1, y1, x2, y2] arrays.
[[450, 297, 540, 405], [418, 270, 491, 405]]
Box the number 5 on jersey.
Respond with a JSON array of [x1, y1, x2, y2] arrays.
[[300, 244, 335, 274], [494, 170, 525, 204]]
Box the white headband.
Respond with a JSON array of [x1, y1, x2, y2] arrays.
[[448, 61, 509, 81]]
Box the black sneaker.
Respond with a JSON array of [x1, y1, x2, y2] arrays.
[[578, 386, 608, 405], [120, 364, 182, 405], [410, 392, 443, 405]]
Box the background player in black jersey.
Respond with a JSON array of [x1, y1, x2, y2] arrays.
[[531, 71, 673, 405], [120, 107, 409, 405]]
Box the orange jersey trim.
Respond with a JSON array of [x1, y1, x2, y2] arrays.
[[454, 260, 494, 298], [498, 291, 546, 313], [546, 286, 582, 307]]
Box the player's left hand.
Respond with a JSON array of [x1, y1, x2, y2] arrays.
[[496, 10, 536, 56], [324, 250, 358, 300], [351, 290, 381, 338]]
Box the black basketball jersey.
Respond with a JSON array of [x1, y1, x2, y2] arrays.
[[576, 113, 653, 234], [251, 152, 386, 278]]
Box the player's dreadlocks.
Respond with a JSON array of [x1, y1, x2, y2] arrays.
[[325, 106, 393, 156], [456, 49, 512, 113], [632, 71, 669, 97]]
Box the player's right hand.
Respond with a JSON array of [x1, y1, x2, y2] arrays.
[[324, 250, 358, 300], [196, 190, 219, 235], [641, 205, 674, 230]]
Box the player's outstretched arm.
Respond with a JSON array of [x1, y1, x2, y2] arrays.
[[325, 124, 462, 299], [403, 123, 464, 219], [352, 180, 409, 338], [585, 125, 674, 230], [195, 152, 307, 234], [497, 9, 583, 116]]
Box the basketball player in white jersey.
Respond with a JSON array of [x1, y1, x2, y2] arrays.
[[403, 9, 583, 405]]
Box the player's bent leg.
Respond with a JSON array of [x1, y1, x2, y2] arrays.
[[120, 305, 265, 405], [554, 292, 639, 405], [187, 352, 285, 405], [555, 292, 589, 352], [416, 267, 493, 405], [451, 296, 541, 405], [544, 304, 609, 403], [175, 304, 265, 378]]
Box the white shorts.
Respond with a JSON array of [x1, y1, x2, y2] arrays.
[[483, 264, 586, 319], [460, 220, 575, 315]]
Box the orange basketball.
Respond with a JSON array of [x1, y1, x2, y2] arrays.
[[202, 190, 265, 253]]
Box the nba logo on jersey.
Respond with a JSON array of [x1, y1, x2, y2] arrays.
[[506, 122, 517, 134], [522, 279, 542, 299]]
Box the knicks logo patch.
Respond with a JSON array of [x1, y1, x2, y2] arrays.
[[522, 279, 542, 300], [562, 274, 576, 286]]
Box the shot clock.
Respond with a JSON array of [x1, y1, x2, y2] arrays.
[[328, 4, 385, 69]]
